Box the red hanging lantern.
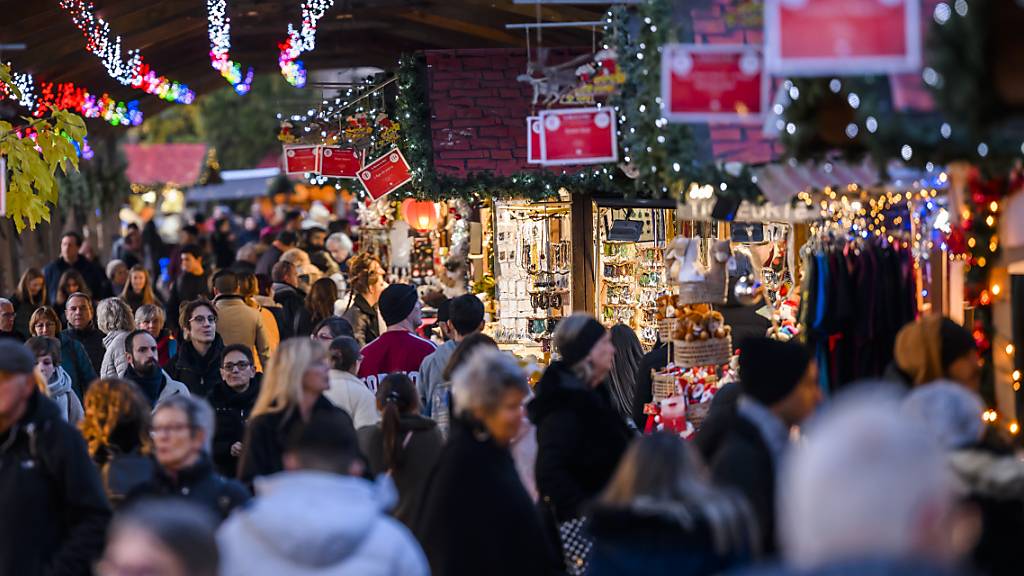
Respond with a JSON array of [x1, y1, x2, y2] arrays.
[[402, 199, 439, 232]]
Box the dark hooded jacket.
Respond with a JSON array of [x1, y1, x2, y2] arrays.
[[342, 293, 381, 346], [168, 334, 226, 398], [528, 361, 632, 522], [131, 452, 250, 522], [358, 413, 442, 527], [0, 389, 111, 576], [209, 374, 262, 478], [63, 324, 105, 378]]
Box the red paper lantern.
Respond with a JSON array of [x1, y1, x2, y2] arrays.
[[402, 199, 439, 232]]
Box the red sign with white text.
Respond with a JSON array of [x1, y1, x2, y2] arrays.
[[283, 145, 320, 175], [319, 147, 362, 178], [539, 107, 617, 166], [766, 0, 921, 75], [662, 45, 767, 123], [358, 149, 412, 200], [527, 116, 543, 164]]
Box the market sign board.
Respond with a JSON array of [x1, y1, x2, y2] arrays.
[[526, 116, 544, 164], [662, 44, 768, 123], [359, 149, 413, 200], [538, 107, 618, 166], [282, 144, 320, 175], [765, 0, 921, 76], [319, 147, 362, 178]]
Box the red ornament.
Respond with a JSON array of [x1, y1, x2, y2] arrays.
[[945, 228, 967, 255], [379, 216, 387, 226]]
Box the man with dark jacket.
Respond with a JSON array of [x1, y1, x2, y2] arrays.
[[62, 292, 106, 377], [256, 230, 298, 277], [210, 345, 262, 478], [43, 231, 109, 302], [169, 300, 226, 399], [0, 340, 111, 575], [271, 260, 307, 338], [711, 337, 821, 557], [630, 340, 670, 429], [165, 244, 211, 336]]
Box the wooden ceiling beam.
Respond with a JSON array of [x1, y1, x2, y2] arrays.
[[396, 9, 526, 46]]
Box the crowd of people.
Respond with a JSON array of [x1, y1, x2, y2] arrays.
[[0, 207, 1021, 576]]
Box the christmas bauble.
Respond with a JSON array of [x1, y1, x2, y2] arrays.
[[733, 274, 760, 306]]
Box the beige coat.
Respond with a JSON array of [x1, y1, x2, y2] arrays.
[[214, 295, 272, 369]]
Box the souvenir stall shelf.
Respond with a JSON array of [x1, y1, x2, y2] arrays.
[[595, 205, 674, 349], [491, 200, 573, 361]]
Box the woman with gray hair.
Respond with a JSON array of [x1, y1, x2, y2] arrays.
[[902, 381, 1024, 576], [528, 313, 633, 575], [415, 347, 561, 576], [98, 297, 136, 378]]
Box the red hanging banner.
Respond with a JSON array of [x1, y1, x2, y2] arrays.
[[765, 0, 921, 76], [538, 107, 618, 166], [282, 144, 320, 175], [358, 149, 413, 200], [526, 116, 543, 164], [319, 147, 362, 178], [662, 45, 767, 123]]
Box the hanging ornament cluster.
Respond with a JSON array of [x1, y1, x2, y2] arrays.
[[58, 0, 195, 104], [1, 63, 143, 127], [278, 0, 335, 87], [207, 0, 254, 95]]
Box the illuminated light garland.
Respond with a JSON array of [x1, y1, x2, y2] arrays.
[[207, 0, 254, 95], [1, 63, 143, 127], [278, 0, 335, 87], [58, 0, 195, 104], [14, 127, 93, 160]]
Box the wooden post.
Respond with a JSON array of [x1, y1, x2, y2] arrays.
[[570, 193, 595, 314]]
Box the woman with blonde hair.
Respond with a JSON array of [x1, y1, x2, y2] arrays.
[[79, 377, 156, 507], [587, 434, 758, 576], [237, 337, 342, 484], [97, 297, 136, 378], [29, 305, 95, 398], [12, 267, 47, 337], [121, 265, 161, 313]]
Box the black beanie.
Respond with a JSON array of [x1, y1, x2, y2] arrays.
[[739, 337, 812, 406], [378, 284, 418, 326], [940, 318, 976, 370]]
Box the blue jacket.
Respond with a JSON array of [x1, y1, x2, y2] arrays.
[[60, 331, 97, 400]]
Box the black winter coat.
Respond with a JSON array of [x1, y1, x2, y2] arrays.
[[132, 453, 249, 522], [528, 361, 633, 522], [630, 343, 670, 429], [237, 395, 346, 485], [710, 413, 778, 557], [415, 419, 561, 576], [209, 374, 262, 478], [63, 325, 105, 378], [0, 390, 111, 576], [168, 335, 225, 398], [342, 293, 380, 346], [272, 282, 307, 338], [358, 414, 443, 527]]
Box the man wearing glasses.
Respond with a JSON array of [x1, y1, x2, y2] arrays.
[[0, 298, 25, 342], [168, 300, 226, 399]]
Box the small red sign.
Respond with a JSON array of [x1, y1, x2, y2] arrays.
[[319, 147, 362, 178], [283, 145, 320, 175], [662, 45, 766, 123], [766, 0, 921, 75], [526, 116, 543, 164], [539, 107, 617, 166], [358, 149, 413, 200]]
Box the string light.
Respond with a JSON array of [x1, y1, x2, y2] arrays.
[[279, 0, 335, 87], [58, 0, 194, 103], [983, 409, 998, 422], [1007, 344, 1015, 355], [207, 0, 254, 95], [1, 62, 143, 127]]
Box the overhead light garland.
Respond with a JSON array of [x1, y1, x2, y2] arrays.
[[207, 0, 254, 95], [58, 0, 195, 104], [278, 0, 335, 87], [1, 63, 143, 127]]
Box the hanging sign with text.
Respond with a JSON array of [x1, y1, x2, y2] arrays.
[[282, 145, 320, 175], [319, 147, 363, 178], [358, 149, 413, 200], [527, 116, 544, 164], [662, 44, 767, 123], [765, 0, 921, 75], [539, 107, 618, 166]]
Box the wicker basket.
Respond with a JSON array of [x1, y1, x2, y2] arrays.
[[651, 370, 680, 403], [673, 336, 732, 368], [657, 318, 676, 342], [687, 401, 712, 430], [677, 282, 726, 306]]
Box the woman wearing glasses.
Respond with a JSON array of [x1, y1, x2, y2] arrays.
[[29, 305, 96, 399], [168, 300, 226, 399], [209, 345, 262, 478]]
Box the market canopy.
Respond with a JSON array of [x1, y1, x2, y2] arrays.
[[123, 142, 208, 186]]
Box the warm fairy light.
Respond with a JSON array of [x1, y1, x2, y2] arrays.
[[1015, 382, 1021, 392], [1011, 422, 1020, 435], [978, 257, 987, 268], [992, 284, 1002, 296], [990, 201, 999, 212], [983, 409, 998, 422], [985, 215, 995, 227], [968, 238, 976, 248], [1013, 370, 1021, 382], [1007, 344, 1016, 355]]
